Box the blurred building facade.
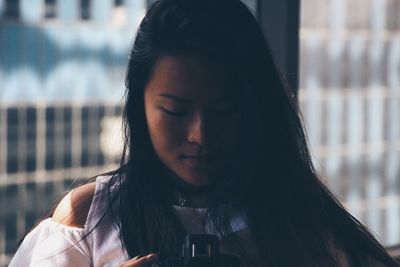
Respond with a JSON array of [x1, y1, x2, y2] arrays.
[[0, 1, 145, 266], [300, 0, 400, 247]]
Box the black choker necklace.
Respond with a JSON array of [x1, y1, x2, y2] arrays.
[[177, 192, 188, 206], [168, 172, 216, 194], [166, 171, 216, 206]]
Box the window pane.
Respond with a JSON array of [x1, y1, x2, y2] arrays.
[[300, 0, 400, 246]]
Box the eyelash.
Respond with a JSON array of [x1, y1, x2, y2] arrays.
[[160, 106, 237, 116], [214, 107, 235, 114], [161, 108, 186, 116]]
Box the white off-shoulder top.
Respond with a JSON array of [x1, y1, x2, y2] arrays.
[[9, 175, 256, 267]]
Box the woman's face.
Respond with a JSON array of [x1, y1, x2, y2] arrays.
[[144, 55, 240, 186]]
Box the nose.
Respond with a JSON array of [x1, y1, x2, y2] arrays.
[[187, 114, 207, 146]]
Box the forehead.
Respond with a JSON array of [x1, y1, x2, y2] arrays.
[[145, 55, 236, 101]]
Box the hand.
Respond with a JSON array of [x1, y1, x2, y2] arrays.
[[119, 254, 158, 267]]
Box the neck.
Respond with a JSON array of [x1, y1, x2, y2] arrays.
[[164, 170, 217, 208]]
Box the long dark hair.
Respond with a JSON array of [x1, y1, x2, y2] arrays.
[[43, 0, 400, 266]]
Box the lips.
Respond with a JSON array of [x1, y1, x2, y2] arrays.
[[182, 155, 207, 161], [180, 154, 211, 166]]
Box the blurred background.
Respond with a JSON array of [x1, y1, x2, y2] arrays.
[[299, 0, 400, 251], [0, 0, 399, 266]]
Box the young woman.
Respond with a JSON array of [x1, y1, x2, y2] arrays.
[[9, 0, 400, 266]]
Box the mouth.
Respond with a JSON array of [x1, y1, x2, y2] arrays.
[[180, 154, 211, 166]]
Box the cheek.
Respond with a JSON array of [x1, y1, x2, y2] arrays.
[[213, 116, 240, 146], [146, 112, 184, 153]]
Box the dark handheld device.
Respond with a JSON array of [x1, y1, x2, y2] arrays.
[[157, 234, 241, 267]]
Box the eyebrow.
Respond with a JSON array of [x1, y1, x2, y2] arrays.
[[158, 93, 193, 103], [158, 93, 235, 104]]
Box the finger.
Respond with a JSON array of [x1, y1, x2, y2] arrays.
[[119, 254, 158, 267], [132, 255, 142, 260]]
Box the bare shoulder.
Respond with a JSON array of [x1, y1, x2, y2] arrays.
[[52, 182, 96, 228], [326, 235, 352, 267], [333, 246, 351, 267]]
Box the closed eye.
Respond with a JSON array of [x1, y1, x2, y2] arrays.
[[160, 107, 187, 116], [212, 104, 237, 114], [214, 108, 236, 114]]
